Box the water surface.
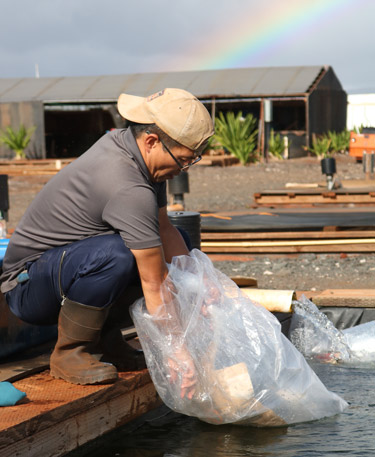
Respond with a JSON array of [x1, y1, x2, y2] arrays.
[[69, 362, 375, 456]]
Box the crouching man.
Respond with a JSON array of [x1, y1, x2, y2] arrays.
[[1, 88, 214, 398]]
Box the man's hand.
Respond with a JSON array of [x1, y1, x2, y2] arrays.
[[167, 346, 197, 400]]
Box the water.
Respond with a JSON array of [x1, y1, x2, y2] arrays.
[[69, 362, 375, 457], [290, 297, 375, 367], [69, 300, 375, 456]]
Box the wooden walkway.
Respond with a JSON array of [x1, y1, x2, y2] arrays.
[[1, 285, 375, 456], [0, 369, 161, 457]]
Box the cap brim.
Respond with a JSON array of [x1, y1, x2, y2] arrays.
[[117, 93, 155, 123]]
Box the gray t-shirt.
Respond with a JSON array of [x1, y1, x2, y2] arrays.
[[1, 128, 167, 293]]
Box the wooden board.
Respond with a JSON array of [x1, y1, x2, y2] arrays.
[[201, 230, 375, 240], [285, 179, 375, 189], [0, 159, 74, 176], [297, 289, 375, 308], [229, 276, 258, 287], [198, 155, 239, 167], [253, 192, 375, 206], [201, 238, 375, 254], [0, 370, 161, 457]]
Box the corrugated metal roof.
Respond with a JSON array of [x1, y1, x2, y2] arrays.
[[0, 66, 327, 103]]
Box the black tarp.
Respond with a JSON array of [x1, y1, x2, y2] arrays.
[[201, 210, 375, 231]]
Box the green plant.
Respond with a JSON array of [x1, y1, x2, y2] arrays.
[[213, 111, 258, 165], [204, 135, 221, 154], [306, 135, 332, 158], [327, 129, 350, 154], [352, 125, 364, 134], [268, 129, 285, 159], [0, 124, 36, 159]]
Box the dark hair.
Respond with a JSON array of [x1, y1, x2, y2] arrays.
[[128, 122, 182, 150]]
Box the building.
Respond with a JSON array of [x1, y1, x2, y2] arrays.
[[0, 65, 347, 159], [347, 94, 375, 131]]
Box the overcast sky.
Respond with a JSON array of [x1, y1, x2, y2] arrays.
[[0, 0, 373, 94]]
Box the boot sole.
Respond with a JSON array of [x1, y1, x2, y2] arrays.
[[50, 364, 118, 385]]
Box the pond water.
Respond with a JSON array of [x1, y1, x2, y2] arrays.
[[69, 362, 375, 457]]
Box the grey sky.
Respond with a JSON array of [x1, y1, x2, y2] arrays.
[[0, 0, 373, 94]]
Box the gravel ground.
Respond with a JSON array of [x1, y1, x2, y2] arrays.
[[5, 154, 375, 291], [185, 155, 375, 291]]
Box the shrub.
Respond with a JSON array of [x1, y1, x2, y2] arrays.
[[306, 135, 332, 158], [0, 124, 36, 160], [327, 129, 350, 154], [213, 111, 258, 165], [268, 129, 285, 159]]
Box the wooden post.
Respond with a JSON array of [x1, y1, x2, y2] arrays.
[[363, 151, 374, 180]]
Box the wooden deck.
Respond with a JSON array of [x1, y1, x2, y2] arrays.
[[0, 369, 161, 457], [1, 286, 375, 456]]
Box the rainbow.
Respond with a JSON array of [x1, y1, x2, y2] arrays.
[[164, 0, 354, 72]]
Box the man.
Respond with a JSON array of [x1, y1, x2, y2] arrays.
[[1, 88, 214, 397]]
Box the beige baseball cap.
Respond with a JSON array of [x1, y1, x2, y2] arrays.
[[117, 88, 214, 151]]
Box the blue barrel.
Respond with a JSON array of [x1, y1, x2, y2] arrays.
[[0, 238, 9, 266]]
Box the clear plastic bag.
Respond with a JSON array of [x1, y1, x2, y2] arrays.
[[131, 249, 347, 426]]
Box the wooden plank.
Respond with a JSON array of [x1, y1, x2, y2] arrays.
[[297, 289, 375, 308], [253, 190, 375, 206], [229, 276, 258, 287], [201, 242, 375, 253], [202, 238, 375, 248], [0, 159, 73, 167], [201, 230, 375, 240], [254, 194, 375, 205], [198, 156, 239, 167], [0, 353, 50, 382], [0, 169, 60, 176], [0, 159, 74, 175], [286, 180, 375, 189], [0, 370, 161, 457], [257, 187, 375, 195]]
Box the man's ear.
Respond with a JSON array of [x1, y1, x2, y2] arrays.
[[144, 131, 159, 150]]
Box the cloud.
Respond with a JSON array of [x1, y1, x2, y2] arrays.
[[0, 0, 374, 93]]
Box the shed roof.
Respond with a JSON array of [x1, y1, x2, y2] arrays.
[[0, 66, 331, 104]]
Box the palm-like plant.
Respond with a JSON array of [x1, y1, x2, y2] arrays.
[[306, 135, 332, 159], [0, 125, 36, 160], [327, 129, 350, 154], [268, 129, 285, 159], [214, 111, 258, 165]]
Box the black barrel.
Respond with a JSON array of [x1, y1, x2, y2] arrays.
[[321, 157, 336, 175], [168, 172, 190, 195], [168, 211, 201, 250]]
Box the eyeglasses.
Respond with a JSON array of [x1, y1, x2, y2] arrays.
[[160, 139, 202, 171]]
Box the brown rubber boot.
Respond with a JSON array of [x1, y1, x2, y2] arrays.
[[97, 324, 147, 371], [50, 298, 118, 385], [96, 284, 147, 371]]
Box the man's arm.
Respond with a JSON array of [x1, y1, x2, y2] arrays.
[[158, 206, 189, 263], [130, 213, 195, 398], [130, 245, 168, 316]]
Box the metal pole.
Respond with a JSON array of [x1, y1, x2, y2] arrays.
[[264, 100, 273, 163]]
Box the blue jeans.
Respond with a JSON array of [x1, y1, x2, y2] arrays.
[[6, 234, 139, 325], [6, 230, 192, 326]]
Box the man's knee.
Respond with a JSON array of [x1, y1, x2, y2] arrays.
[[65, 234, 136, 280]]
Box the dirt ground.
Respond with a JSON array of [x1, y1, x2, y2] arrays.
[[5, 154, 375, 291]]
